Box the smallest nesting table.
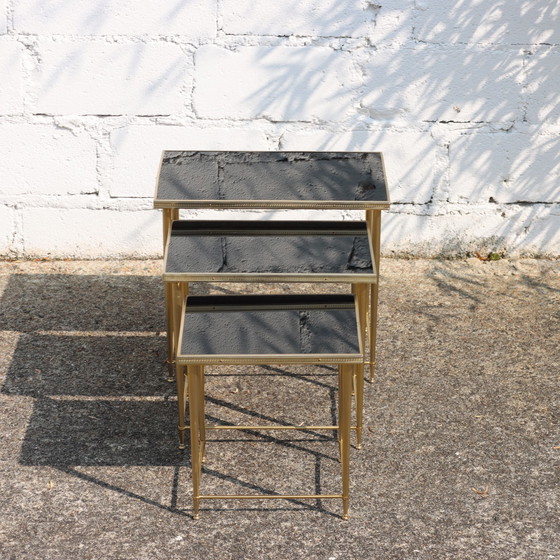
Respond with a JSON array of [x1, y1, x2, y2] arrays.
[[175, 294, 364, 520]]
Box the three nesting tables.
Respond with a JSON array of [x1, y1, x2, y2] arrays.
[[153, 151, 391, 518]]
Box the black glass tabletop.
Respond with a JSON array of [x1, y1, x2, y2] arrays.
[[155, 151, 389, 209]]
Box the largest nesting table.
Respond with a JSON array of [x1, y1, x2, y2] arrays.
[[154, 151, 391, 383]]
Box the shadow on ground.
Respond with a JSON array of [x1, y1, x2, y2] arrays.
[[0, 259, 558, 559]]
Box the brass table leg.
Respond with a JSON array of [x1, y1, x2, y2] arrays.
[[354, 362, 364, 450], [176, 364, 188, 450], [353, 283, 368, 448], [163, 208, 179, 382], [187, 364, 203, 520], [165, 282, 176, 382], [366, 210, 381, 382], [167, 281, 188, 382], [200, 364, 206, 463], [339, 363, 353, 520], [337, 365, 343, 460]]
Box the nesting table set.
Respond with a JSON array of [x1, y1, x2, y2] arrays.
[[154, 151, 390, 519]]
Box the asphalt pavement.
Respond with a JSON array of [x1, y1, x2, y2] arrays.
[[0, 258, 558, 560]]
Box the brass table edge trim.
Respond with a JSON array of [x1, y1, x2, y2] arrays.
[[163, 272, 377, 283], [154, 200, 391, 210], [181, 425, 359, 431], [176, 354, 363, 366], [197, 494, 344, 500]]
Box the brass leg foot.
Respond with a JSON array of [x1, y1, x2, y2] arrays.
[[167, 359, 175, 383], [178, 443, 186, 451], [368, 361, 375, 383]]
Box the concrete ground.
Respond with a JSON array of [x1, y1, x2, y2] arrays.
[[0, 258, 558, 560]]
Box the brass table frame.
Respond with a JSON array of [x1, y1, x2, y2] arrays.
[[162, 220, 374, 427], [175, 295, 364, 520], [160, 213, 386, 384], [155, 151, 390, 384]]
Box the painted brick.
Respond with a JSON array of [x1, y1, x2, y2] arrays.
[[221, 0, 375, 37], [110, 126, 270, 198], [362, 46, 523, 123], [414, 1, 560, 45], [449, 130, 560, 204], [13, 0, 216, 38], [0, 205, 15, 255], [0, 1, 6, 34], [382, 209, 508, 256], [193, 45, 359, 121], [281, 130, 439, 204], [0, 0, 557, 258], [0, 124, 97, 196], [525, 48, 560, 125], [519, 206, 560, 256], [34, 40, 189, 115], [22, 208, 162, 258], [0, 40, 24, 114], [369, 0, 415, 45]]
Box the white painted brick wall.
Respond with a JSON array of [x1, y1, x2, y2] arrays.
[[0, 204, 14, 254], [193, 45, 360, 122], [13, 0, 217, 38], [0, 40, 24, 113], [382, 210, 508, 256], [34, 40, 190, 115], [22, 207, 161, 258], [221, 0, 375, 38], [524, 48, 560, 125], [414, 2, 560, 45], [0, 1, 6, 34], [449, 128, 560, 204], [362, 46, 524, 123], [0, 0, 558, 258], [0, 123, 98, 195]]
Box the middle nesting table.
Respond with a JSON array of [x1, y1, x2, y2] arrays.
[[163, 219, 376, 441]]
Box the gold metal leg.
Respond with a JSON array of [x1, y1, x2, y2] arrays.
[[172, 282, 182, 348], [162, 208, 179, 248], [187, 364, 203, 520], [176, 364, 188, 450], [200, 365, 206, 463], [354, 283, 368, 448], [176, 283, 189, 350], [338, 365, 343, 459], [352, 283, 368, 349], [354, 363, 364, 450], [165, 282, 176, 382], [167, 281, 189, 381], [339, 363, 352, 520], [162, 208, 179, 382], [366, 210, 382, 382]]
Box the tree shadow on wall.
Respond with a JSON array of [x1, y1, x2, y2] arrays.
[[12, 0, 560, 255], [234, 0, 559, 255]]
